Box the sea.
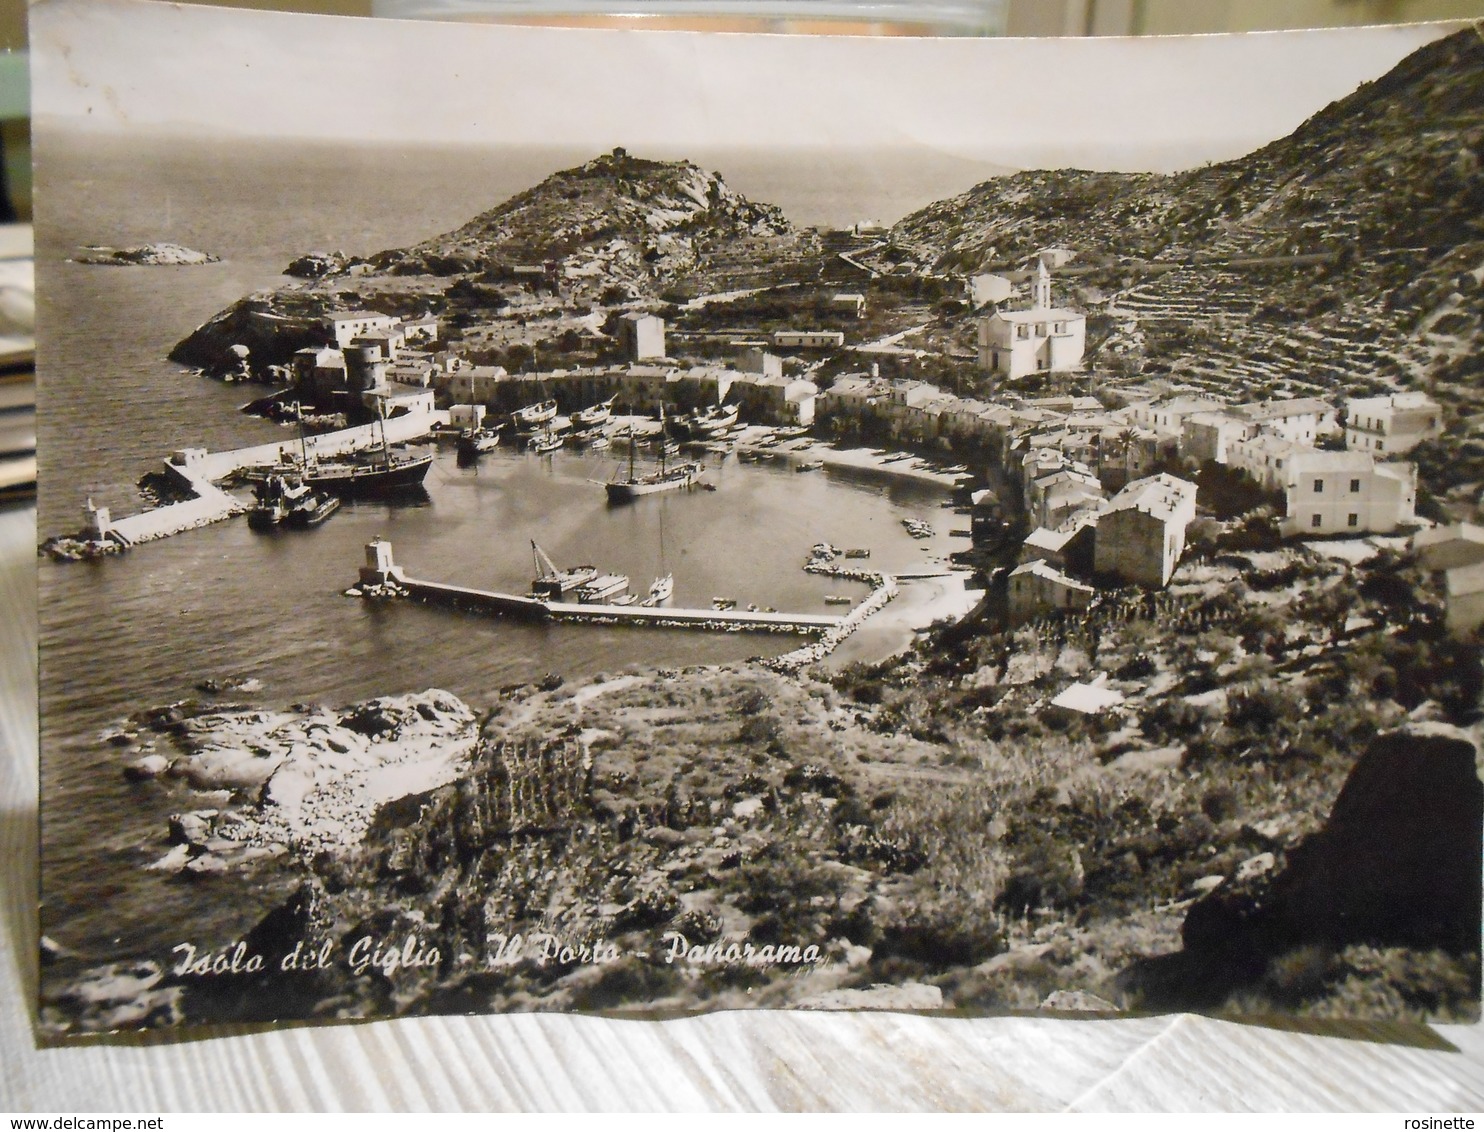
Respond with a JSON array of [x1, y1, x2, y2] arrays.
[[35, 129, 994, 966]]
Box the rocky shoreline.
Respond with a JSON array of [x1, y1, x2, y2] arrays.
[[73, 243, 220, 267], [141, 689, 477, 866]]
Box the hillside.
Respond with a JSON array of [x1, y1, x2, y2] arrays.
[[887, 27, 1484, 409], [171, 149, 822, 375], [370, 148, 817, 295]]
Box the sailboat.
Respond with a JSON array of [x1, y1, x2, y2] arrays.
[[260, 398, 431, 497], [640, 499, 674, 607], [605, 405, 702, 503], [456, 369, 501, 459], [531, 421, 563, 454]]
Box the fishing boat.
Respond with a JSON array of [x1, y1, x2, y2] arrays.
[[513, 399, 557, 428], [282, 479, 341, 528], [255, 398, 432, 498], [248, 473, 340, 529], [571, 428, 610, 450], [685, 402, 740, 438], [529, 541, 598, 600], [795, 460, 824, 472], [572, 396, 616, 429], [605, 409, 703, 502], [824, 595, 853, 606], [247, 476, 292, 530], [456, 426, 501, 460], [298, 451, 433, 496], [531, 425, 563, 455]]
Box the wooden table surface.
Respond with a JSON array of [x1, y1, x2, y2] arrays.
[[2, 500, 1482, 1111]]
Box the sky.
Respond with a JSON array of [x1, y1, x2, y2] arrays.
[[30, 0, 1463, 173]]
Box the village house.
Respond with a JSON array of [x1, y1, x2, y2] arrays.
[[324, 310, 399, 349], [617, 313, 666, 362], [292, 346, 348, 400], [1345, 391, 1443, 455], [830, 293, 866, 318], [1415, 522, 1484, 573], [1228, 432, 1305, 493], [1182, 410, 1257, 464], [1279, 449, 1416, 537], [1028, 467, 1106, 531], [1097, 426, 1169, 490], [1236, 397, 1337, 447], [772, 330, 846, 350], [1093, 473, 1198, 588], [1445, 561, 1484, 638], [735, 347, 784, 378], [400, 317, 439, 345], [1008, 559, 1095, 626], [1020, 448, 1093, 508], [435, 362, 512, 405], [1123, 394, 1226, 437], [727, 372, 819, 426], [977, 262, 1086, 379], [349, 328, 404, 362]]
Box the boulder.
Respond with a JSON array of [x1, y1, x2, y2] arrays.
[[123, 754, 170, 781], [1040, 989, 1120, 1012]]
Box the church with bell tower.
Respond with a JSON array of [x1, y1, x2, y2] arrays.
[[977, 258, 1087, 381]]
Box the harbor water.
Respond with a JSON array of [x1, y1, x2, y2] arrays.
[[36, 130, 974, 963]]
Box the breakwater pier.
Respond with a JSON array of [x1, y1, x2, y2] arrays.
[[352, 539, 860, 638], [46, 410, 446, 555]]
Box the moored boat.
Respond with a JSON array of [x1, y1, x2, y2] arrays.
[[640, 573, 673, 607], [513, 399, 557, 428], [605, 409, 703, 502], [456, 427, 501, 460], [572, 396, 616, 428]]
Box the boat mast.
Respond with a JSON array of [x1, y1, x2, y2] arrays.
[[291, 400, 309, 467], [658, 402, 667, 475]]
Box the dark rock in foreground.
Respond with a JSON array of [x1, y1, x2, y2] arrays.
[[1123, 723, 1483, 1012]]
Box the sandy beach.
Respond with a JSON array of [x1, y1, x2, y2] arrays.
[[727, 427, 971, 488], [824, 572, 984, 670]]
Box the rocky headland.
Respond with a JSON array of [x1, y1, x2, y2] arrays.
[[74, 243, 220, 267], [169, 148, 822, 378]]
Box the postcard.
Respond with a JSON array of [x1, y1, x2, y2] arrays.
[[30, 0, 1482, 1034]]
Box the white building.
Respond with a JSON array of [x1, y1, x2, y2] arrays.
[[1279, 450, 1416, 537], [1124, 394, 1226, 437], [1181, 410, 1255, 465], [1346, 392, 1442, 455], [1228, 433, 1306, 493], [1236, 397, 1337, 447], [977, 262, 1086, 379], [325, 310, 398, 349], [618, 313, 666, 362], [1415, 523, 1484, 573]]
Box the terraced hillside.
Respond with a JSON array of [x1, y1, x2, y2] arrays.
[[890, 27, 1484, 412]]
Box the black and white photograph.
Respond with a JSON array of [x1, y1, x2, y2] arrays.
[[30, 0, 1483, 1036]]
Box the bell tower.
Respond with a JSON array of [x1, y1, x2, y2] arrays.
[[1033, 259, 1052, 310]]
